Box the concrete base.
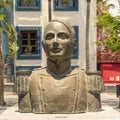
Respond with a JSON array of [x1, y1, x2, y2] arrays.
[[0, 104, 120, 120], [104, 84, 117, 93], [4, 82, 14, 92], [0, 92, 120, 120]]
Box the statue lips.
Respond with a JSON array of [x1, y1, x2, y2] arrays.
[[51, 47, 62, 53]]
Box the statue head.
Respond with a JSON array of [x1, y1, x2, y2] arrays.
[[42, 19, 76, 62]]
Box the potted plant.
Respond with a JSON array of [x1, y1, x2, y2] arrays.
[[24, 0, 31, 6], [62, 0, 69, 7], [25, 44, 32, 55]]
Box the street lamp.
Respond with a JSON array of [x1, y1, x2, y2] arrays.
[[86, 0, 91, 71], [48, 0, 52, 21]]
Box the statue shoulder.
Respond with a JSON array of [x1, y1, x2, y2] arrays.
[[71, 67, 86, 74], [30, 67, 47, 77]]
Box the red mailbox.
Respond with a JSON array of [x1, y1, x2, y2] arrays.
[[101, 63, 120, 84]]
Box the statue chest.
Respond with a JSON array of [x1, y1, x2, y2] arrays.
[[30, 72, 87, 113]]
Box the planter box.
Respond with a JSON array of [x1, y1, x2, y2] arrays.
[[100, 63, 120, 84]]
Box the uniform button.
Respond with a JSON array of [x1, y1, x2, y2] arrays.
[[42, 89, 44, 91], [73, 88, 76, 91], [74, 76, 77, 79], [44, 104, 47, 107], [71, 106, 74, 109], [40, 77, 43, 79]]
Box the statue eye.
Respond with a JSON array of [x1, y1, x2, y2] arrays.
[[45, 33, 54, 40], [57, 32, 69, 39]]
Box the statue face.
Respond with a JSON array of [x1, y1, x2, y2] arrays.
[[42, 22, 75, 62]]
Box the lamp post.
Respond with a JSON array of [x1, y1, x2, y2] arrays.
[[86, 0, 91, 71], [48, 0, 52, 21]]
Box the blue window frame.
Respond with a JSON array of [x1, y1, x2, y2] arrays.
[[16, 0, 41, 11], [16, 26, 42, 60], [54, 0, 78, 11], [71, 26, 79, 59], [16, 66, 41, 71]]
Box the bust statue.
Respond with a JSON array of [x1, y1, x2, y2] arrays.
[[16, 19, 105, 113]]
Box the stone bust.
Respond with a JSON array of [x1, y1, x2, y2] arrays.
[[16, 19, 105, 114]]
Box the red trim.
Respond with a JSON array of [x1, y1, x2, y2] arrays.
[[104, 81, 120, 84]]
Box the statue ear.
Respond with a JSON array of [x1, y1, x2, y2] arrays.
[[74, 39, 77, 48], [42, 41, 44, 46], [42, 41, 45, 51], [42, 41, 48, 54], [71, 39, 76, 54]]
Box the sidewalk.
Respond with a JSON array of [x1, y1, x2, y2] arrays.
[[0, 92, 120, 120]]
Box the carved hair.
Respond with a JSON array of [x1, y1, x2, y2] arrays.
[[44, 19, 75, 40]]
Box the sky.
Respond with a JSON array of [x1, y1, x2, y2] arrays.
[[108, 0, 120, 16]]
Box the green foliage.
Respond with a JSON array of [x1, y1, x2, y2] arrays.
[[5, 24, 18, 58], [62, 0, 69, 4], [5, 24, 17, 42], [0, 0, 11, 30], [97, 0, 114, 16], [24, 0, 31, 5], [25, 44, 32, 53], [8, 42, 18, 58], [97, 0, 120, 53], [0, 0, 11, 10], [0, 0, 18, 60], [0, 13, 4, 21]]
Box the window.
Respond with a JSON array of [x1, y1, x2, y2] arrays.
[[54, 0, 78, 11], [56, 0, 74, 7], [16, 0, 41, 11], [18, 0, 37, 7], [20, 31, 38, 55], [16, 26, 41, 60], [16, 66, 40, 71]]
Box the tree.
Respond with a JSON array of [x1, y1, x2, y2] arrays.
[[86, 0, 91, 71], [0, 33, 5, 105], [97, 0, 112, 16], [0, 0, 18, 105], [0, 0, 12, 106], [96, 0, 120, 62], [97, 0, 114, 42], [97, 14, 120, 52], [5, 24, 18, 82]]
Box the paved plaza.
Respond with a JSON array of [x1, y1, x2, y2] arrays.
[[0, 92, 120, 120]]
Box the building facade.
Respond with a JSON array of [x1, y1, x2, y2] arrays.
[[10, 0, 97, 72]]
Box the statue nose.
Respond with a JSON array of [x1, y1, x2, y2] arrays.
[[53, 42, 59, 48]]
